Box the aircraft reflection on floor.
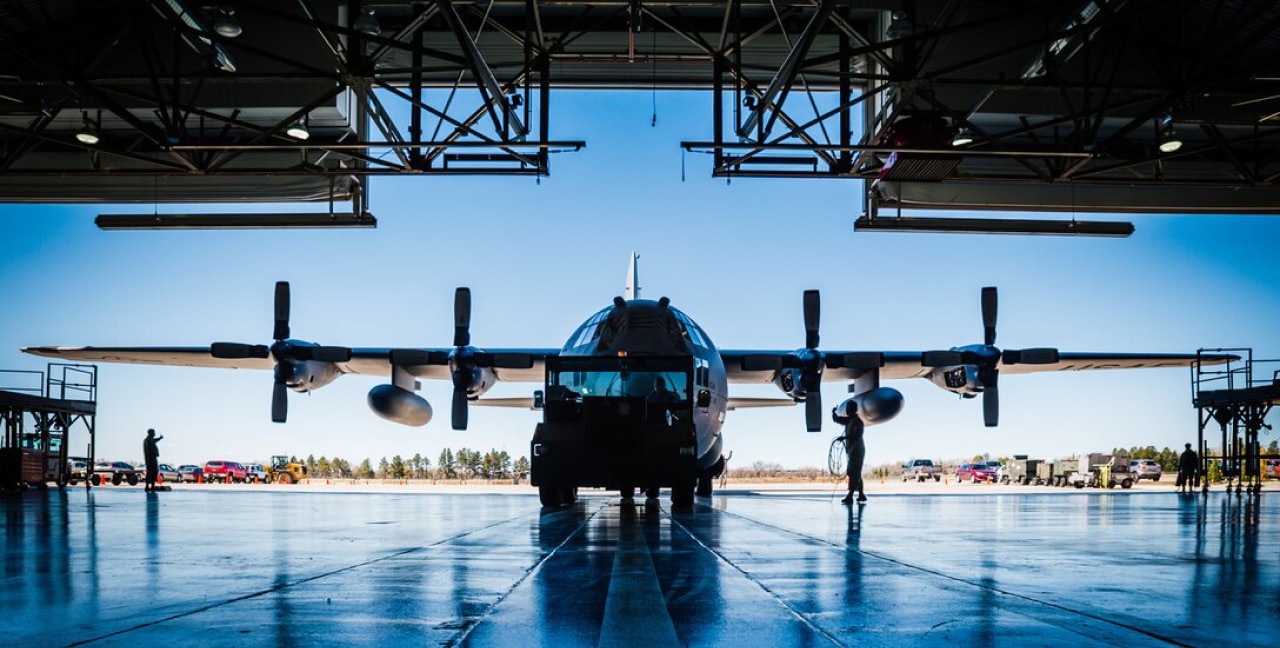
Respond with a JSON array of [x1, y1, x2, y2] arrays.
[[0, 490, 1276, 646]]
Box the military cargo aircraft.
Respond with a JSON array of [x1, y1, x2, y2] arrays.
[[23, 254, 1227, 507]]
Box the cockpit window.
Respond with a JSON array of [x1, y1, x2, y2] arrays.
[[548, 370, 689, 401], [671, 309, 711, 348], [565, 307, 611, 349]]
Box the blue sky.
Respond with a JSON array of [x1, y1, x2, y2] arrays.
[[2, 90, 1278, 470]]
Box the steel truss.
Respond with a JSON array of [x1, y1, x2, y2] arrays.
[[1, 1, 1279, 212]]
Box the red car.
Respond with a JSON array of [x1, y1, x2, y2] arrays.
[[203, 460, 248, 483], [956, 463, 997, 482]]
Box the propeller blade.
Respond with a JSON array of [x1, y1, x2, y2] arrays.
[[827, 352, 883, 370], [803, 290, 820, 349], [983, 377, 999, 427], [272, 382, 288, 423], [921, 350, 964, 367], [451, 388, 469, 430], [454, 287, 472, 347], [1005, 347, 1060, 365], [274, 281, 291, 341], [741, 355, 784, 371], [303, 346, 352, 363], [805, 389, 823, 432], [981, 286, 997, 346], [487, 353, 535, 369], [211, 342, 269, 359], [389, 349, 450, 366]]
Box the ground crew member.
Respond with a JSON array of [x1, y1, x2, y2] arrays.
[[832, 404, 866, 504], [143, 428, 164, 492]]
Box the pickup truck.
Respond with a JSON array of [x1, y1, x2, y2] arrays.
[[203, 460, 248, 483], [901, 459, 942, 482]]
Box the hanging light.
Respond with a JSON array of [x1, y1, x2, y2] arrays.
[[886, 11, 913, 40], [354, 7, 380, 36], [75, 114, 100, 145], [1158, 113, 1182, 153], [951, 127, 974, 147], [212, 6, 242, 38], [285, 119, 310, 141]]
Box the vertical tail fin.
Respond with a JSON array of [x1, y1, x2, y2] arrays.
[[624, 252, 640, 300]]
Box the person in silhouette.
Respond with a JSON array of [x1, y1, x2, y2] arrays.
[[833, 405, 866, 504], [647, 375, 680, 402], [1177, 442, 1199, 493], [143, 428, 164, 492]]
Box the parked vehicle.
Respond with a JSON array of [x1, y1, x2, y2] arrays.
[[178, 465, 204, 482], [956, 463, 996, 482], [203, 460, 248, 483], [91, 461, 141, 486], [243, 463, 270, 483], [1266, 459, 1280, 480], [901, 459, 942, 482], [157, 463, 181, 484], [1130, 459, 1163, 482], [1003, 456, 1041, 485], [269, 456, 308, 484], [66, 459, 89, 485]]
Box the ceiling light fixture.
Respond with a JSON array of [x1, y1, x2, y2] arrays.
[[75, 114, 100, 145], [855, 215, 1134, 237], [1158, 112, 1182, 153], [96, 212, 378, 230], [212, 6, 242, 38], [285, 119, 310, 141], [951, 128, 974, 147], [354, 7, 380, 36], [886, 11, 913, 40]]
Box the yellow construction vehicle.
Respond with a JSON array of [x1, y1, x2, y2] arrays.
[[269, 455, 307, 484]]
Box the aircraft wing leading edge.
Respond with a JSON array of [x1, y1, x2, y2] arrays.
[[719, 349, 1234, 383], [20, 345, 558, 382]]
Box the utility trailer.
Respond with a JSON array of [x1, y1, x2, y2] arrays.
[[1068, 452, 1136, 489], [1002, 455, 1041, 485]]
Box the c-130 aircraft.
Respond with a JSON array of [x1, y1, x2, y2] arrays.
[[24, 254, 1227, 507]]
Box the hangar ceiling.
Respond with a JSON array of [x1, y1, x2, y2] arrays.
[[1, 0, 1278, 215]]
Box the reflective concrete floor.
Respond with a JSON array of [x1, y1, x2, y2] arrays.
[[3, 488, 1276, 647]]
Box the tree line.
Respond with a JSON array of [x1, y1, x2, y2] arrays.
[[289, 448, 531, 480]]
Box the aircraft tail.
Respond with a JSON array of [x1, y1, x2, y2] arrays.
[[624, 252, 640, 300]]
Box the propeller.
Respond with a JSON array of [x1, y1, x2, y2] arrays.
[[923, 287, 1060, 427], [778, 290, 824, 432], [451, 287, 474, 430], [211, 281, 351, 423]]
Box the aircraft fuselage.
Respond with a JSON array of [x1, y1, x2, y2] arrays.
[[529, 298, 727, 506]]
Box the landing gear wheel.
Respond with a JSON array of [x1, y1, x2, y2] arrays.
[[558, 486, 577, 505], [539, 485, 560, 507], [620, 486, 635, 500], [645, 486, 660, 500], [695, 475, 713, 498], [671, 481, 694, 508]]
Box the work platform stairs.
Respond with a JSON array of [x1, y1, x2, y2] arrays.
[[1192, 349, 1279, 493], [0, 364, 98, 490]]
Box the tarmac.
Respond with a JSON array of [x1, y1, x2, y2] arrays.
[[2, 481, 1276, 647]]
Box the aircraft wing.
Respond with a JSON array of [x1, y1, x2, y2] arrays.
[[21, 345, 558, 382], [720, 349, 1232, 383]]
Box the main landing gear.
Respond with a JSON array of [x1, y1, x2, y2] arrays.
[[538, 485, 578, 507]]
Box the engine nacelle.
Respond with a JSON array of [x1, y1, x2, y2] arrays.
[[279, 360, 342, 393], [367, 385, 433, 426], [834, 387, 904, 427], [927, 365, 983, 397]]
